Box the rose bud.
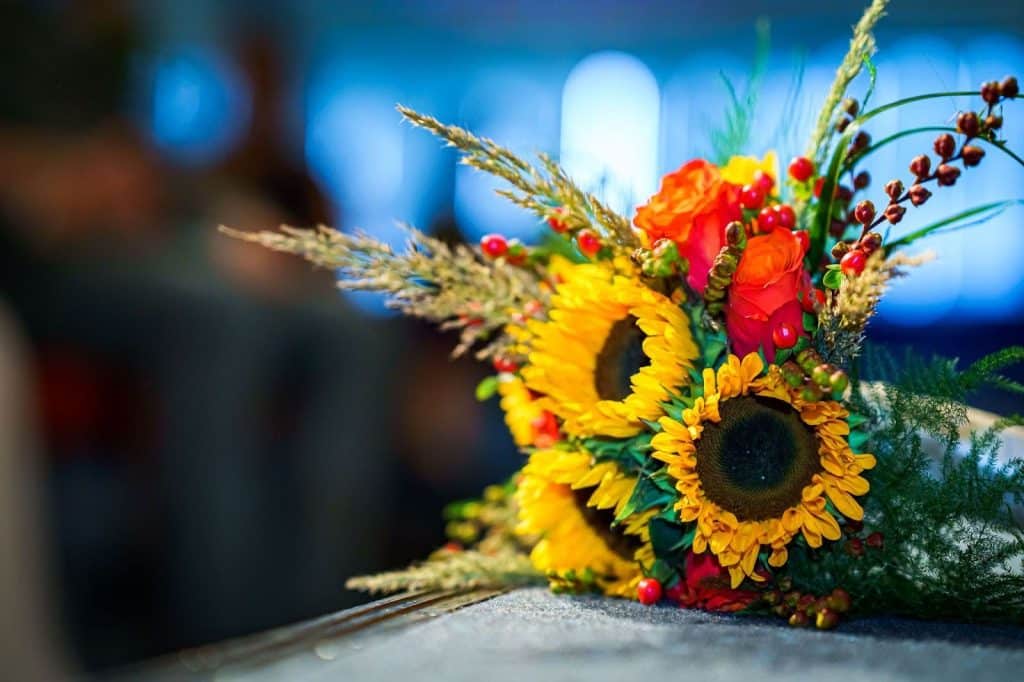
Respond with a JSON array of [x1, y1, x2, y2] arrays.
[[853, 200, 876, 225], [933, 133, 956, 160], [908, 184, 932, 206], [962, 145, 985, 167], [956, 111, 980, 138], [854, 171, 870, 189], [1001, 75, 1019, 99], [980, 80, 1001, 104], [884, 204, 906, 224], [936, 164, 961, 186], [909, 154, 931, 179], [986, 114, 1003, 131], [884, 179, 904, 200]]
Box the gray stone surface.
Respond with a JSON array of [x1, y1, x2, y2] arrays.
[[230, 588, 1024, 682]]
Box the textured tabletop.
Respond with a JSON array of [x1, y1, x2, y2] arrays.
[[220, 588, 1024, 682]]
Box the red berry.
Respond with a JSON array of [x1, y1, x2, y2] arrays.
[[801, 286, 825, 313], [505, 241, 528, 266], [480, 233, 508, 258], [772, 322, 798, 350], [636, 578, 663, 605], [793, 230, 810, 254], [776, 204, 796, 230], [788, 156, 815, 182], [576, 229, 602, 257], [757, 206, 779, 231], [492, 356, 518, 373], [547, 207, 568, 233], [866, 532, 884, 550], [840, 249, 867, 276], [739, 184, 766, 209], [531, 411, 559, 448], [853, 200, 876, 225], [753, 170, 775, 194]]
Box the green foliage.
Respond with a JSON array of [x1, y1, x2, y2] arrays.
[[709, 18, 770, 165], [786, 347, 1024, 623]]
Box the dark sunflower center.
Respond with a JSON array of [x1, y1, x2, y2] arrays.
[[572, 487, 641, 561], [695, 396, 821, 521], [594, 315, 649, 401]]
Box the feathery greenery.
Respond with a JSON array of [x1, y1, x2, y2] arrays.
[[397, 105, 638, 252], [786, 347, 1024, 623], [220, 224, 543, 359]]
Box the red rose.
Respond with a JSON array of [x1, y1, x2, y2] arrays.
[[633, 160, 742, 294], [675, 551, 759, 612], [725, 229, 811, 362]]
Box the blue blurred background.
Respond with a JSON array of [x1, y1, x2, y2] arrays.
[[0, 0, 1021, 674]]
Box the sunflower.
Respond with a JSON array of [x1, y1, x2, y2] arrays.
[[652, 353, 875, 588], [515, 448, 655, 597], [518, 261, 698, 438], [497, 375, 547, 448]]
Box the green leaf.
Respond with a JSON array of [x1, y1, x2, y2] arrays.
[[648, 517, 693, 559], [823, 268, 844, 290], [475, 376, 500, 401], [848, 429, 870, 452], [617, 475, 677, 522], [702, 337, 728, 367], [647, 558, 677, 584], [861, 54, 878, 110], [775, 347, 793, 365], [885, 200, 1023, 251], [802, 312, 817, 333]]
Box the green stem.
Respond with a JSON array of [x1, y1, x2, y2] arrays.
[[845, 126, 1024, 170], [884, 200, 1022, 250]]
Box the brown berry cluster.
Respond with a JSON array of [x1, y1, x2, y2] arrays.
[[779, 348, 849, 401], [841, 518, 884, 558], [763, 577, 851, 630], [830, 75, 1018, 272], [632, 238, 687, 279]]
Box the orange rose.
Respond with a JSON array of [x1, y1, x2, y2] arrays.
[[634, 160, 742, 293], [725, 229, 810, 362]]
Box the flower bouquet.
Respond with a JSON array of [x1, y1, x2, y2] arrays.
[[224, 0, 1024, 629]]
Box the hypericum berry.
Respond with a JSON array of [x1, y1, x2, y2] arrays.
[[860, 231, 882, 254], [547, 207, 569, 233], [845, 518, 864, 534], [962, 145, 985, 167], [1001, 75, 1019, 99], [853, 200, 876, 225], [753, 170, 775, 194], [836, 117, 851, 133], [576, 229, 602, 257], [957, 111, 980, 138], [829, 218, 846, 238], [793, 230, 810, 253], [829, 370, 850, 394], [816, 608, 840, 630], [637, 578, 663, 605], [851, 131, 871, 152], [789, 156, 815, 182], [936, 164, 961, 187], [846, 537, 865, 557], [908, 184, 932, 206], [826, 588, 852, 614], [853, 171, 871, 190], [884, 179, 904, 200], [757, 206, 779, 231], [909, 154, 931, 179], [480, 233, 508, 258], [884, 204, 907, 224], [788, 611, 810, 628], [739, 184, 766, 209], [813, 177, 825, 198], [986, 114, 1003, 131], [505, 240, 527, 266], [842, 97, 860, 116], [772, 322, 798, 350], [776, 204, 797, 230], [802, 287, 825, 313], [981, 80, 1002, 104], [831, 241, 852, 260], [531, 411, 559, 448], [840, 249, 867, 276], [836, 185, 854, 203], [866, 532, 884, 550], [493, 356, 518, 374], [933, 133, 956, 160]]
